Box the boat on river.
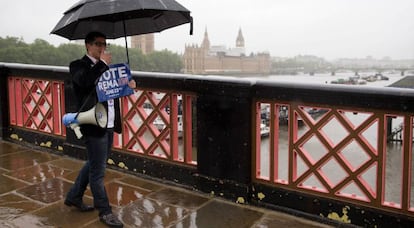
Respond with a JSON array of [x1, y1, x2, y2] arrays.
[[260, 123, 270, 137]]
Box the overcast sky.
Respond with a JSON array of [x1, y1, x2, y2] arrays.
[[1, 0, 414, 60]]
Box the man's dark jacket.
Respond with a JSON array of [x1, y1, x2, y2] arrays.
[[68, 55, 122, 137]]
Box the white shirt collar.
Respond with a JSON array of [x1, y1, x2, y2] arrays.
[[86, 54, 98, 64]]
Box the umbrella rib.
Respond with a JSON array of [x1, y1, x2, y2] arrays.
[[158, 0, 168, 9], [123, 20, 130, 64]]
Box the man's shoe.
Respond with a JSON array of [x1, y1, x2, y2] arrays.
[[100, 213, 123, 228], [64, 199, 94, 212]]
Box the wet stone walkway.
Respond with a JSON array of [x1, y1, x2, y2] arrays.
[[0, 140, 334, 227]]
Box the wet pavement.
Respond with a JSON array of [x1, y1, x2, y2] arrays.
[[0, 140, 334, 228]]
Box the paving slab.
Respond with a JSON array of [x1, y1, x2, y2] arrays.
[[0, 141, 334, 227]]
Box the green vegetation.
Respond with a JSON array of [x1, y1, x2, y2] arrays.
[[271, 55, 333, 75], [0, 36, 183, 73]]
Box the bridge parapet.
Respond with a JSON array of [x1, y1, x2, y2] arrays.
[[1, 62, 414, 227]]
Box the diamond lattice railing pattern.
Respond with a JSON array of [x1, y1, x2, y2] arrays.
[[255, 101, 413, 214], [8, 77, 65, 136], [113, 89, 196, 165]]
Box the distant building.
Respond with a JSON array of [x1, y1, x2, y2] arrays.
[[131, 34, 154, 55], [183, 28, 270, 75]]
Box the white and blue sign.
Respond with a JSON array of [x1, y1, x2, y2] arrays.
[[96, 63, 134, 102]]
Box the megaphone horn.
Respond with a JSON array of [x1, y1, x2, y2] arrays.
[[62, 103, 108, 139]]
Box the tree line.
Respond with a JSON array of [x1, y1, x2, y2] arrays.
[[0, 36, 183, 73]]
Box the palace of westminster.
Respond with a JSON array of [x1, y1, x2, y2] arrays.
[[131, 28, 271, 75]]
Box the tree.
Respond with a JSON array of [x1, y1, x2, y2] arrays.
[[56, 44, 84, 65], [30, 39, 59, 65], [0, 37, 31, 63], [146, 49, 183, 73], [0, 36, 184, 73]]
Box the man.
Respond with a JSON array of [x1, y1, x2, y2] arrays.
[[64, 31, 135, 228]]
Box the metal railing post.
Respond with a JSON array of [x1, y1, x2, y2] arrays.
[[195, 80, 253, 200], [0, 66, 9, 138]]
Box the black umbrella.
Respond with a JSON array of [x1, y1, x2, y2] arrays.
[[51, 0, 193, 63]]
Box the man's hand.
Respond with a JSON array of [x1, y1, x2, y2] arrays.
[[100, 51, 112, 65], [128, 79, 136, 89]]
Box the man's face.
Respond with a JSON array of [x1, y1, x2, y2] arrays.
[[86, 37, 107, 60]]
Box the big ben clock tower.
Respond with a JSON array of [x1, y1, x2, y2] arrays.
[[236, 27, 245, 48]]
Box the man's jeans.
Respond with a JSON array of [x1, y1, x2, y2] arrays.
[[66, 129, 114, 216]]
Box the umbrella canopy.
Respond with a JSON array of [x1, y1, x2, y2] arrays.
[[51, 0, 193, 63], [51, 0, 192, 40]]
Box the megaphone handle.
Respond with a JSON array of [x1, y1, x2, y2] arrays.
[[75, 88, 97, 118], [70, 78, 102, 135], [70, 124, 83, 139]]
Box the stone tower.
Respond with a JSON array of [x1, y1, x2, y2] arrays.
[[236, 27, 244, 48], [201, 27, 210, 51], [131, 34, 154, 55]]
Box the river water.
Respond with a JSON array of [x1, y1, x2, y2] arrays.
[[249, 72, 413, 207], [248, 71, 404, 87]]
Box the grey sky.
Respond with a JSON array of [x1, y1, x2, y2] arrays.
[[1, 0, 413, 60]]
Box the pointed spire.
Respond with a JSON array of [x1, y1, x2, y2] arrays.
[[201, 26, 210, 50], [236, 27, 244, 48]]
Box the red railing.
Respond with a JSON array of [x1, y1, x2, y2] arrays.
[[8, 77, 65, 136], [114, 89, 196, 165], [254, 101, 413, 215], [7, 76, 196, 166]]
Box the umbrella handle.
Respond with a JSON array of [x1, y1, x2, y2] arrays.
[[123, 20, 130, 65], [190, 16, 193, 35]]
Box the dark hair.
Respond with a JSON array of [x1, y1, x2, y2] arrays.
[[85, 31, 106, 44]]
